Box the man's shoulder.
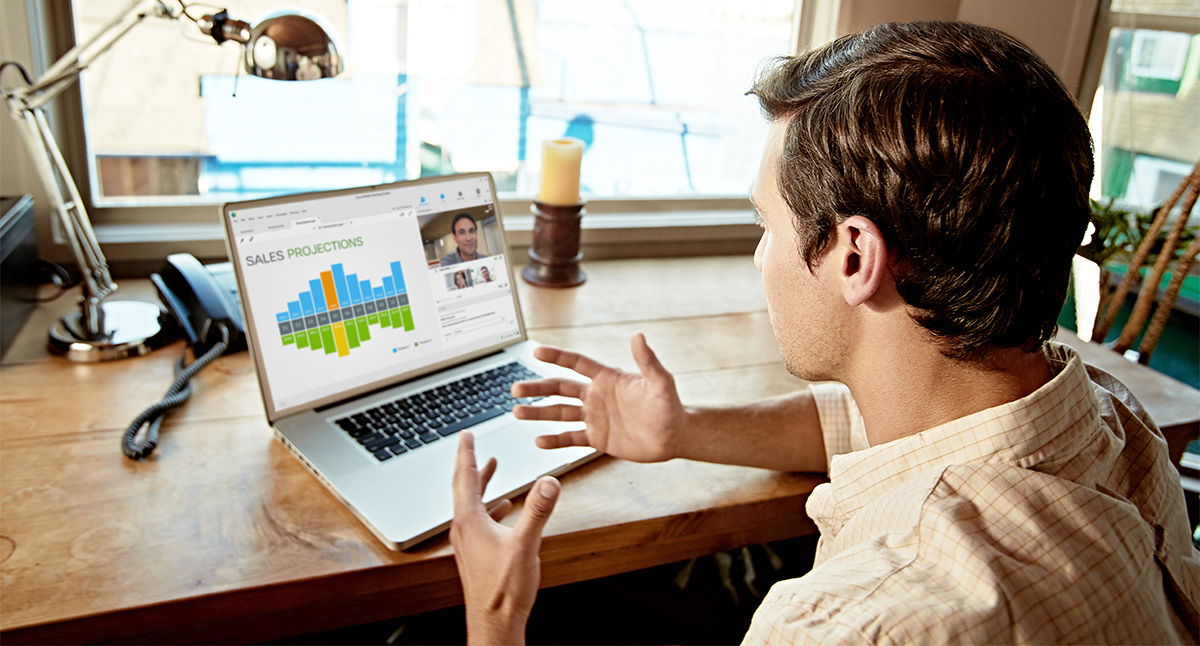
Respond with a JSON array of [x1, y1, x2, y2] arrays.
[[749, 463, 1179, 645], [439, 252, 460, 266]]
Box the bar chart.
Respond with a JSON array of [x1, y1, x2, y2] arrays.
[[275, 261, 415, 357]]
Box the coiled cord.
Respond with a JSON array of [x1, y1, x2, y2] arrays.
[[122, 323, 231, 460]]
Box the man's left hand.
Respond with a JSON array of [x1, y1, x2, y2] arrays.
[[451, 431, 561, 645]]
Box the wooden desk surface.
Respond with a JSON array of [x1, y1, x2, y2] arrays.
[[2, 256, 1197, 643]]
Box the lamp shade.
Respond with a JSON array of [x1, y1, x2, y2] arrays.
[[244, 14, 344, 80]]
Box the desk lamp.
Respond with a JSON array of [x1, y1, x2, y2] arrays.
[[2, 0, 343, 361]]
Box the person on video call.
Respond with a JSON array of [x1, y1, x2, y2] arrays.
[[480, 266, 493, 283], [439, 213, 479, 266], [453, 271, 470, 290], [449, 21, 1200, 646]]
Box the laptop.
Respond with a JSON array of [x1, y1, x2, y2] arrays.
[[221, 172, 598, 550]]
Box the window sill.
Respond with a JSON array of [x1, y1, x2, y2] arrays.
[[90, 208, 762, 267]]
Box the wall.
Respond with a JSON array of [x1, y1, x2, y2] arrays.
[[836, 0, 1101, 98]]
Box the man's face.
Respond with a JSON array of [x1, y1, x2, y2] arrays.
[[751, 121, 846, 382], [453, 219, 477, 258]]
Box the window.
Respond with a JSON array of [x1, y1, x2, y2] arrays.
[[1087, 2, 1200, 213], [71, 0, 799, 207]]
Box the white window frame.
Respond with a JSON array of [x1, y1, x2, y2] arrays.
[[1078, 0, 1200, 119], [13, 0, 836, 266]]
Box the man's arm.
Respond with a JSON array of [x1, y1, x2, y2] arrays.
[[513, 333, 828, 473]]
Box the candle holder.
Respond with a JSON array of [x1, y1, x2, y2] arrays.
[[522, 200, 586, 288]]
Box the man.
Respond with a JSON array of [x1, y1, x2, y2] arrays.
[[439, 213, 478, 266], [451, 21, 1200, 645]]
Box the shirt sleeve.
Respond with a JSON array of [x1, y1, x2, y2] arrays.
[[808, 382, 869, 471]]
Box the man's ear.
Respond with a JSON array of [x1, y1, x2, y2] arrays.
[[836, 215, 889, 307]]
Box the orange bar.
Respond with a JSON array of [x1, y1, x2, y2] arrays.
[[332, 322, 350, 357], [320, 270, 339, 310]]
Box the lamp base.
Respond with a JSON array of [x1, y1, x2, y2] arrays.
[[48, 300, 175, 362]]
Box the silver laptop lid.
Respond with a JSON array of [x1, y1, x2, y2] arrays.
[[221, 173, 528, 423]]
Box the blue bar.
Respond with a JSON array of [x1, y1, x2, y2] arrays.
[[276, 312, 289, 323], [309, 279, 327, 313], [332, 263, 350, 305], [300, 293, 314, 316], [359, 279, 372, 300], [391, 261, 406, 293], [288, 301, 302, 319], [374, 287, 385, 300], [383, 276, 395, 296], [346, 273, 361, 304]]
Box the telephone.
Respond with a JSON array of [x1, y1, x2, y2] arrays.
[[123, 254, 247, 459], [151, 253, 246, 355]]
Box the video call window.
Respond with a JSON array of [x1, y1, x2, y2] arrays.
[[418, 205, 501, 268]]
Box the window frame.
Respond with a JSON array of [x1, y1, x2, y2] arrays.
[[20, 0, 820, 266]]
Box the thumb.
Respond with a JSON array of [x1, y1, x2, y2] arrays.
[[514, 476, 560, 543], [631, 333, 671, 383]]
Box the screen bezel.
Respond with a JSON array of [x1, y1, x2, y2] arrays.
[[221, 172, 529, 423]]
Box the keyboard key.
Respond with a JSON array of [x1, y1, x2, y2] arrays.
[[389, 444, 408, 456], [374, 449, 394, 461], [365, 436, 401, 453], [438, 406, 505, 437], [357, 432, 386, 446], [419, 432, 440, 443]]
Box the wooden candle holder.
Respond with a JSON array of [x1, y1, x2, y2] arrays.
[[522, 200, 586, 288]]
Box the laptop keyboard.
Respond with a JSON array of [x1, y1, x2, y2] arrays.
[[333, 361, 544, 462]]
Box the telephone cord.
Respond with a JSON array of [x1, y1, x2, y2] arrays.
[[121, 323, 231, 460]]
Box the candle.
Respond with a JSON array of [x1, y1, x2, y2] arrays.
[[537, 138, 584, 205]]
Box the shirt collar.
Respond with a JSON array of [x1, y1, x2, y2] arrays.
[[825, 343, 1100, 521]]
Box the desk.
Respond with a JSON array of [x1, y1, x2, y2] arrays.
[[2, 256, 1197, 643]]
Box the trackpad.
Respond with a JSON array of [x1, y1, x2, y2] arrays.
[[473, 421, 592, 503]]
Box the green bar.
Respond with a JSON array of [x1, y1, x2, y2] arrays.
[[295, 332, 309, 349], [345, 320, 360, 348], [401, 306, 414, 331], [282, 334, 294, 346], [356, 318, 370, 342], [368, 313, 379, 326], [308, 329, 322, 351], [321, 326, 336, 354], [390, 309, 402, 328], [378, 310, 390, 328]]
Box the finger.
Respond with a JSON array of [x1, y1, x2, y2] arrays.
[[631, 333, 672, 384], [532, 346, 608, 379], [534, 430, 592, 450], [487, 499, 514, 522], [513, 403, 583, 422], [452, 432, 484, 513], [511, 377, 587, 399], [514, 476, 560, 544], [479, 456, 498, 496]]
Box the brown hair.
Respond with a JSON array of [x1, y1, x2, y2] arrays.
[[749, 21, 1093, 360]]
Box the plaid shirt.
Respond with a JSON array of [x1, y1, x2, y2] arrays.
[[745, 343, 1200, 644]]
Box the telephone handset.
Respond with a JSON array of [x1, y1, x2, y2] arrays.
[[123, 254, 247, 459], [151, 253, 246, 355]]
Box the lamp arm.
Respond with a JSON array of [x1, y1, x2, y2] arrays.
[[2, 0, 174, 334], [18, 0, 167, 110]]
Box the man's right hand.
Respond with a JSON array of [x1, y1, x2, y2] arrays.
[[511, 333, 685, 463]]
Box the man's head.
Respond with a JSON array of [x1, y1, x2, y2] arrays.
[[481, 266, 492, 281], [451, 213, 478, 260], [748, 21, 1093, 363]]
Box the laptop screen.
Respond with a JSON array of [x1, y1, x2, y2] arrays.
[[225, 174, 524, 418]]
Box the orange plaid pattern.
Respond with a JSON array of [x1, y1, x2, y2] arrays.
[[745, 344, 1200, 644]]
